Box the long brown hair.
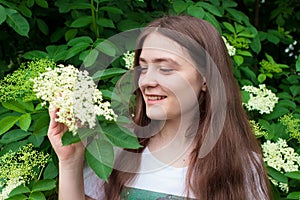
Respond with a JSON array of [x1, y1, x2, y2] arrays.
[[105, 15, 271, 200]]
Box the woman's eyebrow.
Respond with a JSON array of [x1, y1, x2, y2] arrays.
[[139, 57, 180, 66]]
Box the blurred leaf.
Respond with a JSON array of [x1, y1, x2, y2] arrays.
[[18, 3, 32, 17], [93, 68, 126, 81], [101, 122, 141, 149], [70, 16, 92, 28], [95, 39, 116, 57], [197, 2, 222, 17], [0, 116, 20, 135], [203, 12, 221, 33], [85, 136, 114, 181], [32, 179, 56, 192], [0, 129, 31, 144], [258, 74, 266, 83], [28, 192, 46, 200], [117, 19, 140, 31], [290, 85, 300, 97], [296, 56, 300, 72], [223, 22, 235, 34], [99, 6, 123, 14], [8, 185, 30, 197], [35, 0, 48, 8], [65, 29, 78, 41], [267, 166, 288, 183], [46, 45, 68, 62], [37, 18, 49, 35], [68, 36, 93, 46], [97, 18, 115, 28], [43, 161, 58, 179], [250, 34, 261, 53], [23, 50, 48, 60], [81, 49, 99, 67], [187, 5, 205, 19], [65, 42, 91, 60], [285, 171, 300, 181], [28, 135, 44, 147], [5, 8, 29, 37], [233, 55, 243, 66], [19, 113, 31, 131], [287, 192, 300, 199], [2, 101, 26, 113], [173, 0, 188, 13], [0, 5, 7, 24]]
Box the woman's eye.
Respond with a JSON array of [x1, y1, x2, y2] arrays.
[[160, 67, 173, 72], [138, 66, 148, 73]]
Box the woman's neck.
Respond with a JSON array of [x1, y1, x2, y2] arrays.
[[148, 116, 197, 167]]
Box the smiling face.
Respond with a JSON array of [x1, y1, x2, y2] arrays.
[[138, 33, 205, 122]]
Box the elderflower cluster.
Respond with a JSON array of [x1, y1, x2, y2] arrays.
[[249, 120, 268, 138], [262, 138, 300, 192], [0, 144, 49, 199], [123, 51, 135, 70], [222, 36, 236, 56], [32, 64, 117, 134], [242, 84, 279, 114], [280, 114, 300, 143]]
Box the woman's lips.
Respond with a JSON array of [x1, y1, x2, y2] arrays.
[[146, 95, 167, 104]]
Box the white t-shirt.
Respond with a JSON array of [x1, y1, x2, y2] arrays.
[[84, 147, 193, 199]]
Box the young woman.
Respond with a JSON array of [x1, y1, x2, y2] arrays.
[[48, 16, 271, 200]]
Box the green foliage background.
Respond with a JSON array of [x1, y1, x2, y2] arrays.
[[0, 0, 299, 199]]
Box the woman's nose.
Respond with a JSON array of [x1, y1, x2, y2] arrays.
[[138, 69, 159, 88]]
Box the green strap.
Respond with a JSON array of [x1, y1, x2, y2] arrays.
[[120, 186, 191, 200]]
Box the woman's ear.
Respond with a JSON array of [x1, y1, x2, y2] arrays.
[[201, 78, 207, 92]]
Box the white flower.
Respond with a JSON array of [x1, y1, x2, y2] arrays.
[[242, 84, 279, 114], [32, 64, 117, 135], [262, 138, 300, 192], [123, 51, 135, 70], [0, 178, 25, 200], [222, 36, 236, 56]]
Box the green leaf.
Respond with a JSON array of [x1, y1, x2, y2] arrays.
[[222, 22, 235, 34], [241, 90, 250, 103], [93, 68, 126, 81], [5, 8, 29, 37], [0, 129, 31, 144], [28, 135, 44, 147], [19, 113, 31, 131], [85, 136, 114, 181], [233, 55, 244, 66], [22, 50, 48, 60], [290, 85, 300, 97], [32, 179, 56, 192], [95, 39, 116, 57], [0, 116, 20, 135], [62, 131, 81, 145], [65, 42, 91, 60], [0, 5, 7, 24], [257, 73, 266, 83], [46, 45, 68, 62], [236, 50, 252, 57], [296, 56, 300, 72], [29, 191, 46, 200], [97, 18, 115, 28], [35, 0, 48, 8], [250, 34, 261, 53], [65, 29, 78, 41], [266, 166, 288, 183], [226, 8, 249, 24], [285, 171, 300, 181], [263, 106, 289, 120], [67, 36, 93, 46], [37, 18, 49, 35], [187, 5, 205, 19], [27, 0, 35, 7], [99, 6, 123, 14], [70, 16, 92, 28], [197, 2, 222, 17], [277, 92, 292, 100], [117, 19, 140, 31], [8, 185, 30, 197], [266, 30, 280, 44], [2, 101, 26, 113], [18, 3, 32, 17], [102, 122, 141, 149], [287, 192, 300, 199], [43, 161, 58, 179], [203, 12, 221, 33], [173, 0, 188, 14], [82, 49, 99, 67], [277, 99, 296, 110]]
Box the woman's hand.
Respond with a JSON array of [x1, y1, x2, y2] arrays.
[[47, 108, 85, 165]]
